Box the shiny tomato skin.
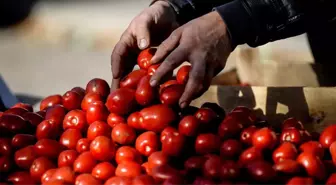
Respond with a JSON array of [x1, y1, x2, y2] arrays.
[[21, 112, 43, 126], [75, 173, 102, 185], [71, 87, 86, 97], [137, 48, 156, 69], [120, 69, 147, 89], [281, 117, 304, 130], [40, 95, 62, 111], [147, 63, 160, 76], [195, 133, 221, 155], [220, 160, 240, 180], [246, 160, 276, 183], [58, 150, 78, 167], [7, 171, 36, 185], [220, 139, 243, 159], [273, 159, 301, 174], [36, 119, 61, 140], [59, 129, 82, 150], [161, 127, 186, 156], [0, 156, 13, 173], [178, 115, 201, 136], [160, 84, 184, 106], [218, 117, 244, 140], [150, 164, 181, 183], [319, 124, 336, 148], [73, 151, 97, 173], [127, 112, 143, 130], [36, 110, 47, 119], [104, 176, 132, 185], [159, 80, 179, 94], [194, 108, 217, 125], [92, 162, 116, 181], [4, 107, 28, 117], [50, 166, 75, 184], [135, 75, 156, 106], [272, 142, 298, 163], [0, 114, 30, 135], [30, 157, 56, 182], [85, 78, 110, 98], [184, 156, 206, 172], [0, 138, 13, 156], [286, 177, 314, 185], [238, 147, 263, 167], [63, 109, 87, 131], [240, 126, 258, 146], [111, 123, 136, 145], [86, 101, 109, 124], [228, 110, 255, 127], [148, 151, 169, 169], [76, 138, 91, 153], [107, 113, 125, 128], [12, 102, 33, 112], [202, 155, 221, 179], [299, 141, 324, 158], [34, 139, 64, 159], [41, 168, 57, 184], [115, 161, 142, 178], [135, 131, 159, 156], [45, 105, 67, 126], [115, 146, 142, 165], [326, 173, 336, 185], [252, 128, 277, 150], [141, 162, 151, 175], [280, 128, 303, 145], [14, 145, 37, 169], [87, 121, 111, 141], [139, 104, 176, 132], [176, 65, 191, 84], [90, 136, 116, 161], [297, 152, 326, 180], [330, 141, 336, 166], [12, 134, 36, 149], [106, 88, 137, 115], [132, 175, 155, 185], [62, 91, 83, 111], [81, 93, 104, 111]]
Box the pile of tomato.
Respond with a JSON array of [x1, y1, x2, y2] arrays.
[[1, 48, 336, 185]]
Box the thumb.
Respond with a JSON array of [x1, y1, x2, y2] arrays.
[[136, 22, 151, 50]]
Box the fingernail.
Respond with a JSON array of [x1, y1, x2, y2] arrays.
[[180, 102, 187, 109], [150, 80, 157, 87], [139, 39, 147, 49]]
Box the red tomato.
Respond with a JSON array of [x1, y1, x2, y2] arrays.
[[176, 65, 191, 84], [319, 124, 336, 148], [184, 156, 206, 172], [141, 162, 151, 175], [139, 104, 176, 132], [14, 145, 37, 169], [41, 169, 57, 184], [50, 166, 75, 184], [132, 175, 155, 185], [0, 156, 13, 173], [238, 147, 263, 167], [111, 124, 136, 145], [220, 160, 240, 180], [281, 118, 304, 130], [120, 69, 148, 89], [137, 48, 156, 70], [218, 117, 244, 140], [300, 130, 312, 142], [272, 142, 298, 163], [85, 78, 110, 98], [326, 173, 336, 185], [135, 131, 159, 156], [58, 150, 78, 167], [34, 139, 64, 159], [21, 112, 44, 126], [107, 113, 125, 128], [220, 139, 243, 159], [240, 126, 258, 146], [90, 136, 116, 161], [201, 102, 226, 120], [75, 173, 101, 185], [178, 115, 201, 136], [202, 155, 221, 179], [36, 119, 61, 140], [273, 159, 301, 174], [229, 109, 255, 127], [4, 107, 28, 117], [36, 110, 47, 119], [71, 87, 86, 97], [135, 75, 156, 106], [0, 114, 30, 135], [86, 101, 109, 124], [192, 177, 215, 185], [0, 138, 13, 156], [59, 129, 82, 150], [246, 160, 276, 182], [40, 95, 62, 110], [299, 141, 324, 159], [280, 128, 303, 145], [8, 171, 36, 185], [76, 138, 91, 154], [297, 152, 326, 180], [147, 63, 160, 76], [194, 108, 217, 125], [151, 164, 181, 183], [62, 91, 83, 111], [286, 177, 314, 185], [115, 146, 142, 164], [160, 84, 184, 106], [115, 161, 142, 178], [92, 162, 116, 181], [161, 127, 186, 156], [159, 80, 179, 94], [73, 151, 97, 173], [252, 128, 277, 150], [127, 112, 143, 130], [87, 121, 111, 141], [62, 109, 87, 131], [12, 102, 33, 112], [12, 134, 36, 149], [106, 88, 137, 115], [45, 105, 67, 126], [104, 176, 132, 185], [148, 151, 169, 169], [30, 157, 56, 182], [195, 133, 220, 155], [81, 93, 103, 111], [330, 141, 336, 166]]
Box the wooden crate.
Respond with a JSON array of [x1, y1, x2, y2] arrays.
[[191, 86, 336, 132]]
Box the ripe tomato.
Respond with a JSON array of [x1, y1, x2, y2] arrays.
[[220, 139, 243, 159], [159, 80, 179, 94], [238, 147, 263, 167], [111, 124, 136, 145], [63, 109, 87, 132], [201, 102, 226, 120], [86, 101, 109, 124], [220, 160, 240, 180], [14, 145, 37, 169], [36, 119, 61, 140], [176, 65, 191, 84], [107, 113, 125, 128], [90, 136, 116, 161], [273, 159, 301, 174], [12, 102, 33, 112], [281, 118, 304, 130], [0, 114, 30, 135], [4, 107, 28, 117], [139, 104, 176, 132], [137, 48, 156, 70], [71, 87, 86, 97], [192, 177, 215, 185], [132, 175, 155, 185], [73, 151, 97, 173], [58, 150, 78, 167], [184, 156, 206, 172], [218, 117, 244, 140], [272, 142, 298, 163], [45, 105, 67, 126], [0, 156, 13, 173], [115, 146, 143, 164], [76, 138, 91, 153], [160, 84, 184, 106], [41, 169, 57, 184], [115, 161, 142, 178], [120, 69, 147, 89], [59, 129, 82, 150], [40, 95, 62, 110], [50, 166, 75, 184], [147, 63, 160, 76], [151, 164, 181, 183], [36, 110, 47, 118], [87, 121, 111, 141], [135, 131, 159, 156], [252, 128, 277, 150], [104, 176, 132, 185], [246, 160, 276, 182], [81, 93, 103, 111], [297, 152, 326, 180], [85, 78, 110, 98], [141, 162, 151, 175], [202, 155, 221, 179], [30, 157, 56, 182], [21, 112, 43, 126], [330, 141, 336, 166], [319, 124, 336, 148], [326, 173, 336, 185], [127, 112, 143, 130], [34, 139, 64, 159], [229, 107, 256, 126], [280, 128, 303, 145], [148, 151, 169, 169], [12, 134, 36, 149], [92, 162, 116, 181], [240, 126, 258, 146], [299, 141, 324, 159], [135, 75, 156, 106], [75, 173, 102, 185], [106, 88, 137, 115], [62, 91, 83, 111], [195, 133, 220, 155], [178, 115, 201, 136], [286, 177, 313, 185], [161, 127, 186, 156], [7, 171, 36, 185]]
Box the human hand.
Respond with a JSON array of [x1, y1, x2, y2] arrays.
[[149, 11, 233, 108], [111, 1, 179, 90]]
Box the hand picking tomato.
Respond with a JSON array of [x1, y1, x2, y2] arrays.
[[135, 75, 156, 106], [137, 48, 156, 70], [176, 65, 191, 84]]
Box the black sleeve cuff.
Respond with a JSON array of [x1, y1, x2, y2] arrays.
[[215, 0, 256, 47]]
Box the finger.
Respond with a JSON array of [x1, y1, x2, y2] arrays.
[[134, 14, 152, 49], [111, 78, 120, 91], [150, 30, 181, 64], [150, 46, 187, 86], [194, 66, 214, 98], [179, 58, 205, 108]]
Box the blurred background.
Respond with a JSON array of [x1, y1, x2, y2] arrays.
[[0, 0, 317, 107]]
